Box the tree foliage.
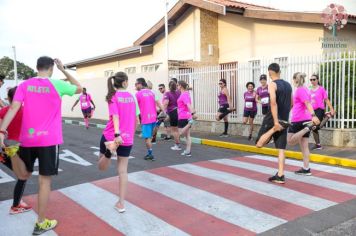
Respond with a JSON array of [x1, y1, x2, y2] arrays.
[[0, 56, 37, 80]]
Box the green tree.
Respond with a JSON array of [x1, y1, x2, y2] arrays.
[[0, 56, 37, 80]]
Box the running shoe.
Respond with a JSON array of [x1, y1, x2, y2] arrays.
[[144, 154, 155, 161], [268, 173, 285, 184], [248, 134, 253, 141], [219, 133, 228, 137], [9, 202, 32, 215], [312, 144, 322, 150], [278, 120, 291, 129], [294, 168, 312, 176], [163, 136, 172, 141], [157, 112, 167, 120], [171, 145, 182, 151], [302, 121, 314, 131], [4, 145, 19, 158], [32, 219, 57, 235], [114, 206, 126, 213], [181, 150, 192, 157]]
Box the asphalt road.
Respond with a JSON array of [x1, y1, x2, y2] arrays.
[[1, 123, 356, 236]]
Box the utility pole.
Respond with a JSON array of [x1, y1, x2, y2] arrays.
[[12, 46, 18, 85]]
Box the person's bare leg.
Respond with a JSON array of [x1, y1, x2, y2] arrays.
[[216, 113, 222, 121], [185, 130, 192, 153], [98, 154, 111, 171], [243, 117, 248, 124], [37, 175, 51, 222], [172, 127, 180, 144], [180, 123, 191, 136], [287, 127, 310, 146], [249, 118, 254, 136], [300, 138, 310, 169], [256, 127, 276, 148], [11, 154, 31, 179], [115, 157, 128, 210], [277, 149, 285, 177]]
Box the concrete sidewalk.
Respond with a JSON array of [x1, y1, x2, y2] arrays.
[[63, 117, 356, 168]]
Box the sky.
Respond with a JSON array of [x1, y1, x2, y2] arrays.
[[0, 0, 355, 73]]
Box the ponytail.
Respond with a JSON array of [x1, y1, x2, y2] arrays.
[[106, 76, 116, 102], [106, 72, 129, 102]]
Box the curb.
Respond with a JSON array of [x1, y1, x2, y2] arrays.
[[63, 119, 356, 168]]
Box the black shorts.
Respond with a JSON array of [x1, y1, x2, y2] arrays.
[[256, 114, 287, 149], [243, 110, 257, 119], [313, 108, 325, 131], [19, 146, 60, 176], [178, 119, 189, 128], [82, 107, 92, 117], [218, 104, 229, 113], [262, 106, 269, 115], [288, 120, 311, 138], [99, 135, 132, 158], [168, 109, 178, 127]]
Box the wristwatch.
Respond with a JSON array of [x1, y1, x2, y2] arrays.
[[0, 130, 8, 135], [114, 133, 121, 137]]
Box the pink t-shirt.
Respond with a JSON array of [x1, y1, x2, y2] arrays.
[[291, 86, 312, 122], [103, 91, 140, 146], [310, 86, 328, 110], [13, 78, 77, 147], [79, 93, 92, 109], [135, 89, 157, 124], [177, 91, 192, 120]]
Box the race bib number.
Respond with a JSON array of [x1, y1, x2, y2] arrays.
[[245, 102, 253, 108], [261, 97, 269, 105], [81, 102, 88, 107]]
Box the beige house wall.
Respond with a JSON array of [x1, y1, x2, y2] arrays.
[[322, 23, 356, 52], [76, 59, 119, 80], [218, 13, 324, 63]]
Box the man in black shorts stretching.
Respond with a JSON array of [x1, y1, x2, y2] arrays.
[[255, 63, 292, 184]]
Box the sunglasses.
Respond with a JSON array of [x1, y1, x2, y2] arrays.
[[218, 83, 223, 85], [310, 79, 317, 81], [158, 87, 164, 90]]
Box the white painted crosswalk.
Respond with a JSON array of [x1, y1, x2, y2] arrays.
[[1, 154, 356, 236]]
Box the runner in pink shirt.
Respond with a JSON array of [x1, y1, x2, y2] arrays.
[[71, 88, 96, 129], [309, 74, 335, 150], [98, 72, 140, 213], [0, 57, 82, 235], [135, 78, 164, 161], [287, 72, 320, 176], [177, 80, 197, 157]]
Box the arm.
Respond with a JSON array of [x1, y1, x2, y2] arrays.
[[223, 88, 233, 108], [268, 82, 280, 130], [90, 99, 96, 109], [71, 100, 79, 111], [305, 101, 320, 125], [155, 100, 165, 113], [55, 59, 82, 94], [163, 99, 169, 111], [0, 102, 21, 146], [325, 98, 335, 116]]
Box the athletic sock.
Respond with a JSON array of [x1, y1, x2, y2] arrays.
[[12, 180, 27, 207], [148, 149, 153, 155], [224, 122, 229, 134]]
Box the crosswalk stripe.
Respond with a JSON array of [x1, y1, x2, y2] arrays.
[[0, 200, 57, 236], [172, 163, 335, 211], [24, 191, 122, 236], [60, 183, 188, 236], [94, 176, 253, 236], [129, 171, 286, 233], [216, 159, 356, 196], [247, 155, 356, 177], [148, 167, 312, 221], [208, 159, 353, 203], [235, 156, 356, 185]]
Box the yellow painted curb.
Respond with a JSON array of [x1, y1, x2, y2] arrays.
[[201, 139, 356, 168]]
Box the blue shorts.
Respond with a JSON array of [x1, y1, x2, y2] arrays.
[[141, 123, 156, 139]]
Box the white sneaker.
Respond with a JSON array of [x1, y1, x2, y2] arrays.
[[171, 145, 182, 151], [181, 150, 192, 157]]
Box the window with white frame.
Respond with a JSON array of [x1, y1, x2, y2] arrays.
[[104, 70, 114, 77], [141, 63, 161, 73], [249, 60, 261, 84], [274, 57, 288, 79], [125, 67, 136, 74]]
